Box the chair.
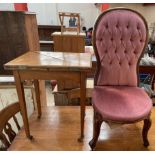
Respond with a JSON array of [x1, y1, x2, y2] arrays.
[[89, 8, 152, 150], [0, 102, 21, 150]]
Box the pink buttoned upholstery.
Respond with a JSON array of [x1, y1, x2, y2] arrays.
[[89, 9, 152, 150], [95, 9, 147, 86], [92, 8, 152, 122], [93, 86, 152, 122]]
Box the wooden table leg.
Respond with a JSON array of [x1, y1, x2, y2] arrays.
[[13, 71, 33, 139], [78, 72, 86, 142], [39, 80, 47, 106], [34, 80, 42, 118]]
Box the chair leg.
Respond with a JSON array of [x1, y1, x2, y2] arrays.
[[142, 116, 152, 147], [89, 111, 103, 150]]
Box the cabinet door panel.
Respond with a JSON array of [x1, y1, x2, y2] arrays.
[[77, 37, 85, 53], [0, 12, 28, 74], [0, 11, 39, 75], [53, 36, 63, 51], [71, 37, 78, 52], [0, 13, 10, 74], [62, 37, 71, 52], [6, 12, 29, 57]]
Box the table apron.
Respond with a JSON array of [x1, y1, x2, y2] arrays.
[[17, 70, 81, 82]]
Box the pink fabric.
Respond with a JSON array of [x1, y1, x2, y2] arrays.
[[93, 86, 152, 122], [95, 10, 147, 86]]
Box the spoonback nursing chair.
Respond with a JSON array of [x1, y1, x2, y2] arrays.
[[89, 8, 152, 150]]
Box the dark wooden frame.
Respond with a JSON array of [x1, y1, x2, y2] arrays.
[[89, 8, 152, 150], [0, 102, 21, 150]]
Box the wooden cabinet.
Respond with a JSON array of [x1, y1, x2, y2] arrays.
[[0, 11, 39, 75], [52, 32, 85, 52]]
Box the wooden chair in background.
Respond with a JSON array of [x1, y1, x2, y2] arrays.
[[0, 102, 21, 150], [59, 12, 80, 34]]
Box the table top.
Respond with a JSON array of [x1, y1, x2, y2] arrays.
[[4, 51, 92, 71]]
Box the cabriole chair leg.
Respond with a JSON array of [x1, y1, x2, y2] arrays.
[[89, 111, 103, 150], [142, 117, 152, 147]]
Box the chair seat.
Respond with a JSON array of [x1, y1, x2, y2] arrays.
[[93, 86, 152, 122]]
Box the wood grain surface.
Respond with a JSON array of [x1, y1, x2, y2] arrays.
[[9, 106, 155, 151], [4, 51, 92, 71]]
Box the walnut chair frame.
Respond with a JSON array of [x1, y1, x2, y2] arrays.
[[89, 8, 152, 150]]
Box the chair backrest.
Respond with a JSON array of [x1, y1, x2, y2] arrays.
[[0, 102, 20, 150], [93, 8, 148, 86]]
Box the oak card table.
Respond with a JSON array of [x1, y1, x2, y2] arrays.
[[4, 51, 92, 141]]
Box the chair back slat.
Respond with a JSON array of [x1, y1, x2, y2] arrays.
[[0, 133, 10, 150], [4, 123, 16, 143], [13, 115, 21, 130], [0, 102, 20, 150]]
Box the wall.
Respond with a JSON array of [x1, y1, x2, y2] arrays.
[[28, 3, 58, 25], [1, 3, 155, 31], [22, 3, 155, 31], [56, 3, 98, 28], [110, 3, 155, 32], [28, 3, 98, 28], [0, 3, 14, 10]]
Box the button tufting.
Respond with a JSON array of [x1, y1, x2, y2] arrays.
[[124, 50, 127, 53], [119, 62, 122, 65], [115, 50, 117, 53], [140, 39, 143, 42], [105, 25, 108, 28], [120, 38, 123, 41], [127, 25, 129, 29], [129, 62, 131, 66], [110, 61, 112, 65], [100, 38, 102, 41], [111, 38, 113, 41]]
